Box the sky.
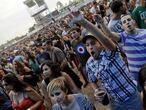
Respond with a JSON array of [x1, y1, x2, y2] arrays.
[[0, 0, 69, 45]]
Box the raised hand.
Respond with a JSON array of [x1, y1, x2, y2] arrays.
[[71, 10, 80, 17], [93, 14, 104, 24], [71, 10, 84, 24]]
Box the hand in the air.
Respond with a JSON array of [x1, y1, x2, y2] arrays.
[[92, 14, 104, 24], [94, 88, 106, 102], [71, 10, 84, 24]]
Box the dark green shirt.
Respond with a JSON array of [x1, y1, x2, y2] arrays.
[[132, 6, 146, 29]]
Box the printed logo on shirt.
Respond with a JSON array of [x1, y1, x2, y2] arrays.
[[77, 45, 85, 54], [140, 11, 146, 20], [110, 21, 124, 33]]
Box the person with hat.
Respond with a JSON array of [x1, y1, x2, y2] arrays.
[[93, 13, 146, 91], [72, 11, 142, 109]]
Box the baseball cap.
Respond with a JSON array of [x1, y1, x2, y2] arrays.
[[82, 34, 97, 44]]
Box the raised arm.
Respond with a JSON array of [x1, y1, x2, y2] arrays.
[[26, 87, 44, 110], [72, 11, 117, 51], [62, 72, 80, 93], [93, 14, 120, 42]]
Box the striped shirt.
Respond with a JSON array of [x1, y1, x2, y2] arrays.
[[119, 29, 146, 77], [86, 49, 136, 102]]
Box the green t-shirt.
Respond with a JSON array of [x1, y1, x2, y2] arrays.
[[29, 59, 40, 74], [132, 6, 146, 29]]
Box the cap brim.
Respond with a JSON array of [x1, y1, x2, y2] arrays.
[[82, 35, 96, 44]]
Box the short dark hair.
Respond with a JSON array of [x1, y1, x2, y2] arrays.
[[120, 14, 131, 19], [40, 61, 61, 78], [44, 40, 53, 46], [93, 1, 97, 5], [110, 0, 123, 13], [68, 27, 81, 34], [3, 74, 26, 92]]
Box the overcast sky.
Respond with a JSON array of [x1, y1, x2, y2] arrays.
[[0, 0, 69, 45]]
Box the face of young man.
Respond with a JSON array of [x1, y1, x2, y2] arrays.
[[85, 38, 102, 59], [121, 15, 135, 32], [70, 30, 80, 39], [46, 44, 52, 51]]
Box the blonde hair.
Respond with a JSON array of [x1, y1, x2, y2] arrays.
[[47, 77, 68, 96]]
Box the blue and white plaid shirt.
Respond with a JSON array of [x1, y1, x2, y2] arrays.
[[86, 49, 137, 102]]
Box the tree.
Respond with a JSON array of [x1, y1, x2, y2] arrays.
[[28, 26, 35, 33]]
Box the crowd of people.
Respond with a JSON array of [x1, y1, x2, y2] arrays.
[[0, 0, 146, 110]]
